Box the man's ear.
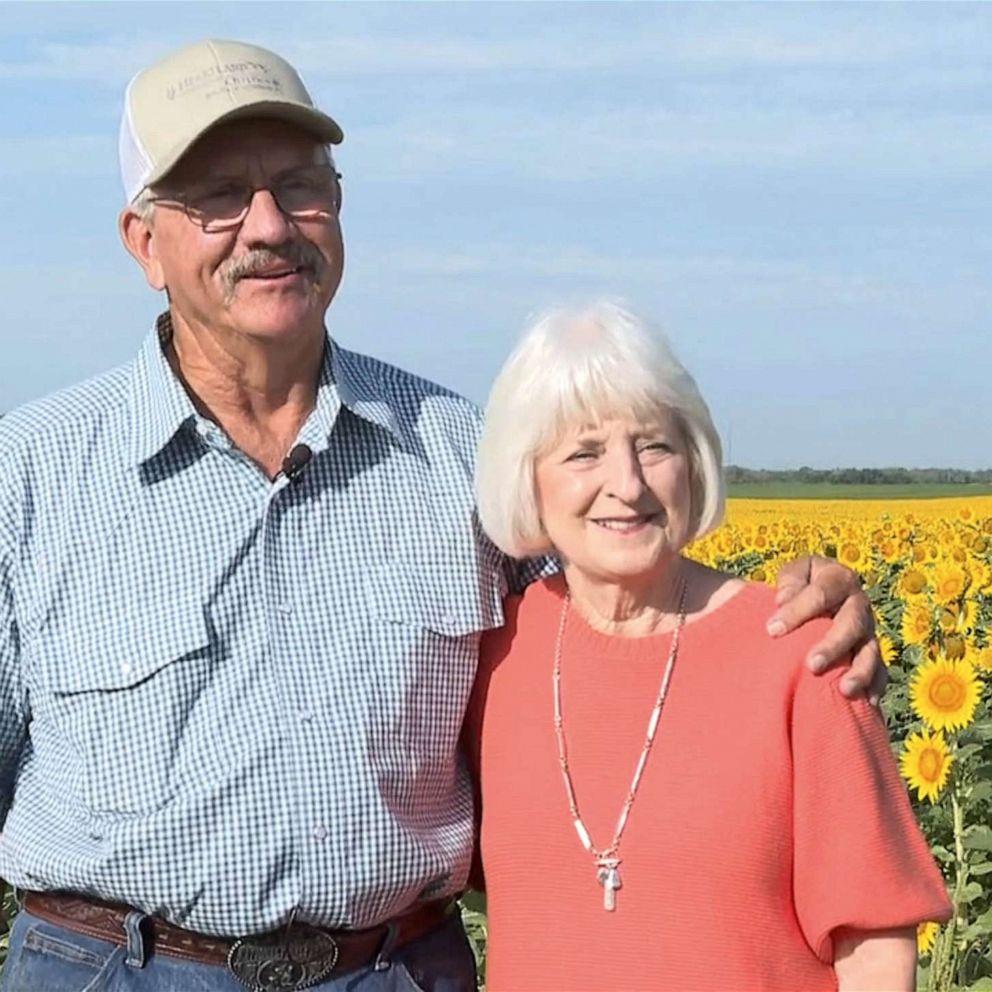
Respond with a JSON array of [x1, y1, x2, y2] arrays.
[[119, 207, 166, 292]]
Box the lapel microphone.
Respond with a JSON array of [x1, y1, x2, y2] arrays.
[[281, 444, 313, 484]]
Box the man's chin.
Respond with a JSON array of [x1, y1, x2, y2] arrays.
[[226, 297, 327, 337]]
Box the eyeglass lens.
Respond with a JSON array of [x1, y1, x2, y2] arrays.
[[189, 168, 340, 230]]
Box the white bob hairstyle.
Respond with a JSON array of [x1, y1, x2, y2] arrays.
[[475, 301, 726, 559]]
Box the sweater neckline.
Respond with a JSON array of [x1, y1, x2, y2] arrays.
[[538, 572, 768, 662]]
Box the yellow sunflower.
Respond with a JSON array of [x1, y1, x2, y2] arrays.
[[931, 560, 968, 604], [917, 921, 941, 957], [943, 635, 966, 661], [938, 599, 976, 636], [910, 658, 981, 732], [972, 645, 992, 672], [839, 542, 861, 567], [899, 568, 928, 597], [878, 632, 898, 667], [900, 730, 953, 803], [901, 602, 934, 647]]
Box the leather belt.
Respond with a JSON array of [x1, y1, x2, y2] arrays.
[[24, 890, 454, 991]]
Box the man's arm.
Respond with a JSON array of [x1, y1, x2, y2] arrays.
[[768, 555, 884, 705], [0, 467, 28, 845], [505, 553, 558, 597]]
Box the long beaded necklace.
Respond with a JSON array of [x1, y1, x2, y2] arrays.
[[552, 578, 688, 912]]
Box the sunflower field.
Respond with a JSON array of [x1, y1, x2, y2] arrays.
[[688, 495, 992, 991]]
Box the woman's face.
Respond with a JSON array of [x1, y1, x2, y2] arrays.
[[534, 409, 693, 585]]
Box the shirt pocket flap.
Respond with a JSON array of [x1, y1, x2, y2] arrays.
[[368, 561, 504, 636], [34, 603, 212, 694]]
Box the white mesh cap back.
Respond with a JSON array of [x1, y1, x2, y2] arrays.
[[120, 75, 157, 203]]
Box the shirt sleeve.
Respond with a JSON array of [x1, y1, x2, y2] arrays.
[[0, 464, 27, 825], [460, 594, 522, 892], [504, 554, 559, 596], [791, 665, 953, 962]]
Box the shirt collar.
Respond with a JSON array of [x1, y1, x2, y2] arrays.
[[325, 340, 404, 445], [126, 313, 199, 468], [127, 313, 405, 468]]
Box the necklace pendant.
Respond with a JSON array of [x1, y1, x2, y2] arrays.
[[596, 858, 622, 912]]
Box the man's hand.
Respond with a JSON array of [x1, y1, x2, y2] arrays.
[[767, 555, 885, 706]]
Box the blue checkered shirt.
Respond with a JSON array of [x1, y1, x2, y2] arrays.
[[0, 315, 538, 937]]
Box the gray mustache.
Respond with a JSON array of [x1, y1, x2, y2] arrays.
[[220, 244, 325, 291]]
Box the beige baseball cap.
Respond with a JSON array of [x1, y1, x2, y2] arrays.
[[119, 38, 343, 202]]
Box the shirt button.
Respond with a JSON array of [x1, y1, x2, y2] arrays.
[[277, 602, 293, 616], [312, 826, 328, 841], [120, 662, 132, 675], [443, 614, 458, 629], [300, 711, 314, 724]]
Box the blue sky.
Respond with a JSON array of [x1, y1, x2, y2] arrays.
[[2, 2, 989, 468]]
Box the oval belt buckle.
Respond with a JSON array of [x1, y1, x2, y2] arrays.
[[228, 926, 340, 992]]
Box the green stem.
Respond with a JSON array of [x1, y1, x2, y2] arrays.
[[927, 770, 968, 992], [946, 776, 968, 988]]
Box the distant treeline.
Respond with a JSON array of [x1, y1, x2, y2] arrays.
[[726, 466, 992, 485], [0, 409, 987, 484]]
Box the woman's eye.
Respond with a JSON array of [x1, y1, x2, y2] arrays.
[[567, 449, 597, 462], [640, 441, 672, 454]]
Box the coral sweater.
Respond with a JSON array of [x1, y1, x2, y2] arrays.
[[465, 576, 951, 992]]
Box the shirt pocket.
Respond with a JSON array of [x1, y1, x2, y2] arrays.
[[361, 562, 505, 755], [28, 603, 213, 816]]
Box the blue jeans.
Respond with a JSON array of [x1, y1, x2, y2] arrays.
[[0, 907, 477, 992]]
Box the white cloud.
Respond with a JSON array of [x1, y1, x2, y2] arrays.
[[278, 36, 609, 76], [345, 102, 992, 184], [672, 31, 892, 68], [7, 7, 989, 83], [0, 39, 167, 82], [0, 135, 114, 177], [350, 243, 909, 308]]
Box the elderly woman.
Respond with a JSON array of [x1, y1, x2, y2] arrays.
[[467, 303, 950, 991]]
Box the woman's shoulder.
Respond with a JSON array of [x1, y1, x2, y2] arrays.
[[683, 565, 834, 685], [478, 575, 563, 674]]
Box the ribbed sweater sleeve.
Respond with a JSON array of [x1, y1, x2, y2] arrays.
[[791, 664, 953, 961]]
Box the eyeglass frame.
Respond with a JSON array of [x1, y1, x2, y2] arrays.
[[144, 164, 343, 233]]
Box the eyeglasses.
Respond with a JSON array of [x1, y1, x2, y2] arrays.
[[148, 165, 342, 233]]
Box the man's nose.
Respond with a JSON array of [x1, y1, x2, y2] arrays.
[[238, 188, 295, 245]]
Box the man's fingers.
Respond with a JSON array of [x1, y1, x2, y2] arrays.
[[767, 553, 886, 705], [773, 556, 813, 607], [839, 641, 886, 705], [767, 582, 830, 637], [798, 594, 874, 669], [774, 581, 800, 608], [867, 652, 889, 709]]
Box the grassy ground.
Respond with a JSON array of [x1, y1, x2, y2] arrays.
[[727, 482, 992, 500]]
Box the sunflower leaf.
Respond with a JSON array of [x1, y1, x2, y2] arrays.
[[960, 881, 985, 904], [964, 825, 992, 851], [969, 781, 992, 804], [957, 744, 985, 763]]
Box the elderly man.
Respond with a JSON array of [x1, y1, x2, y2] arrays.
[[0, 39, 880, 992]]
